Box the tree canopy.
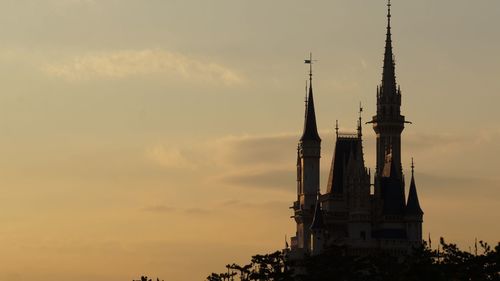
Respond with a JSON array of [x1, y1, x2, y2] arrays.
[[207, 238, 500, 281]]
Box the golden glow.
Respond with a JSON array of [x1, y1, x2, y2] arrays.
[[0, 1, 499, 280]]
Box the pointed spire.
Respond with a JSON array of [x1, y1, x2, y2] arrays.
[[335, 120, 339, 138], [406, 158, 424, 215], [304, 80, 308, 119], [357, 103, 363, 138], [301, 53, 321, 142], [310, 193, 325, 230], [381, 0, 397, 96]]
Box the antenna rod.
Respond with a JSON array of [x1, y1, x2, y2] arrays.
[[358, 102, 363, 137], [304, 52, 316, 84], [387, 0, 392, 24], [411, 157, 415, 176], [309, 52, 313, 82], [305, 80, 308, 103], [335, 120, 339, 138]]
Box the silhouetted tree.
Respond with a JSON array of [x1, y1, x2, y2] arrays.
[[133, 276, 163, 281], [207, 251, 292, 281], [208, 238, 500, 281]]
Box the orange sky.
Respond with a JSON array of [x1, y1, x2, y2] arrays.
[[0, 1, 499, 281]]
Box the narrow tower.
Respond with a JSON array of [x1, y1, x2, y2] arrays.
[[370, 1, 408, 219], [405, 158, 424, 243], [293, 53, 321, 251], [371, 0, 406, 179]]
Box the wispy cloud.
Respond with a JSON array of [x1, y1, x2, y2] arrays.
[[218, 199, 291, 213], [214, 167, 295, 192], [211, 134, 298, 168], [145, 145, 199, 170], [144, 130, 500, 194], [42, 49, 245, 85], [184, 208, 211, 215], [145, 133, 299, 171], [142, 204, 212, 216], [142, 205, 177, 213]]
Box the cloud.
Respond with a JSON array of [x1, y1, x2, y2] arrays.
[[212, 134, 298, 168], [418, 173, 495, 188], [51, 0, 96, 6], [145, 145, 198, 170], [215, 167, 295, 192], [219, 199, 290, 212], [145, 133, 299, 171], [142, 205, 177, 213], [417, 172, 500, 199], [184, 208, 211, 215], [144, 200, 291, 217], [42, 49, 244, 85], [145, 130, 500, 197], [404, 132, 468, 152], [142, 205, 212, 216]]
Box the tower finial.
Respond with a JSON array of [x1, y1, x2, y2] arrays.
[[411, 157, 415, 176], [387, 0, 392, 22], [309, 52, 313, 82], [300, 54, 321, 142], [304, 80, 308, 119], [335, 120, 339, 138], [304, 53, 315, 84], [305, 80, 308, 102], [386, 0, 392, 50], [357, 102, 363, 138]]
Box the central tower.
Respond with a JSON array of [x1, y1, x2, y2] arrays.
[[368, 0, 409, 226], [371, 1, 406, 179]]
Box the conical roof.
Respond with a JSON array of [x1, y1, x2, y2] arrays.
[[300, 83, 321, 142], [406, 164, 423, 215], [381, 0, 397, 97]]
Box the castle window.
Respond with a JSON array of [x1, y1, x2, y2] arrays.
[[360, 231, 366, 240]]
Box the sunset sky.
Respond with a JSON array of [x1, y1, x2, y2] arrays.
[[0, 1, 499, 280]]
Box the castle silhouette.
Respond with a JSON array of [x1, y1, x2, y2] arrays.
[[289, 1, 423, 258]]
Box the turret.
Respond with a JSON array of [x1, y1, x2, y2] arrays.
[[299, 54, 321, 210], [293, 53, 321, 251], [406, 158, 424, 243]]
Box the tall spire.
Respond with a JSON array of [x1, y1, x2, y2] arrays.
[[357, 102, 363, 138], [406, 158, 423, 215], [382, 0, 397, 95], [335, 120, 339, 138], [301, 53, 321, 142], [372, 0, 405, 179]]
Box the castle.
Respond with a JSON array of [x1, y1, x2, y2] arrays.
[[289, 1, 423, 257]]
